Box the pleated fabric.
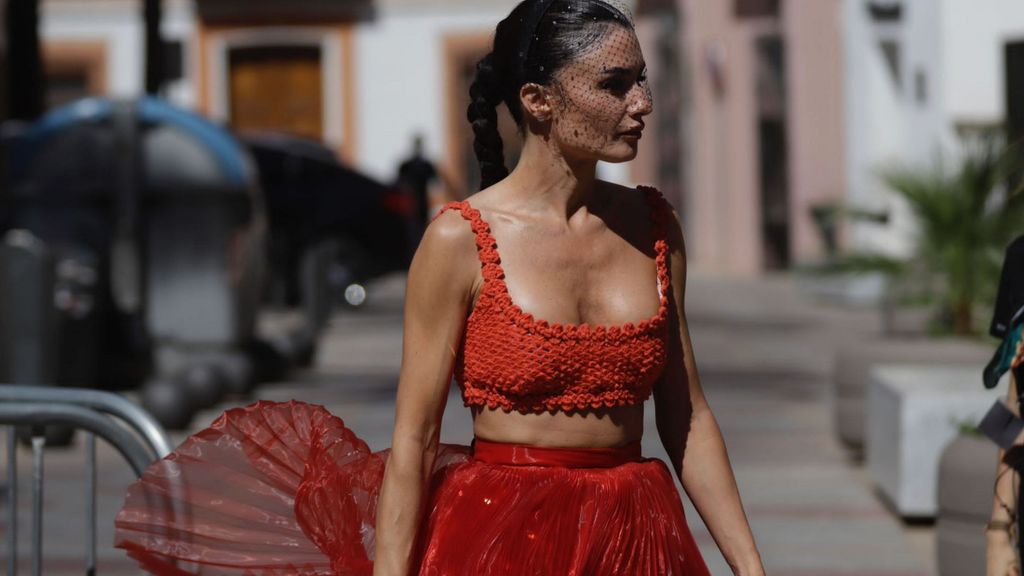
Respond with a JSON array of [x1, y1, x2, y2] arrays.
[[114, 400, 710, 576]]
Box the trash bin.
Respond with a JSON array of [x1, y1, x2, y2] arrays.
[[2, 97, 270, 429], [0, 230, 93, 445]]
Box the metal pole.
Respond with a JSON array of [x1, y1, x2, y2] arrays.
[[4, 0, 44, 120], [85, 433, 96, 576], [5, 426, 16, 576], [143, 0, 164, 95], [0, 404, 156, 477], [0, 386, 172, 459], [29, 430, 42, 576]]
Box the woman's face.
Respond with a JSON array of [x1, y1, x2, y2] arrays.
[[546, 24, 653, 163]]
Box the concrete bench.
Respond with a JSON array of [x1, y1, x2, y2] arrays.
[[834, 338, 991, 452], [866, 364, 1005, 518]]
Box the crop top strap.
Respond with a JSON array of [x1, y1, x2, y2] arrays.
[[638, 185, 673, 300], [430, 201, 504, 279]]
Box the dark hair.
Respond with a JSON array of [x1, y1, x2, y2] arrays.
[[467, 0, 632, 189]]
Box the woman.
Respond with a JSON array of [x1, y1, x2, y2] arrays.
[[114, 1, 765, 574], [987, 362, 1022, 576]]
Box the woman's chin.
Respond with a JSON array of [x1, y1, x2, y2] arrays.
[[601, 145, 640, 164]]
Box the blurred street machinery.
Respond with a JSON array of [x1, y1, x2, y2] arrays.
[[0, 97, 330, 430]]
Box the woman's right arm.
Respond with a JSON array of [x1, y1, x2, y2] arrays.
[[373, 210, 479, 576], [988, 373, 1022, 576]]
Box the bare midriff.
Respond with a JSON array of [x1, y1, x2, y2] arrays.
[[470, 402, 645, 449]]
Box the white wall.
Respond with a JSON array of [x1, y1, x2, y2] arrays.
[[162, 0, 197, 109], [841, 0, 1024, 258], [940, 0, 1024, 126], [903, 0, 950, 164], [354, 6, 516, 183], [41, 0, 143, 97], [842, 0, 914, 257], [353, 3, 638, 186], [40, 0, 196, 105]]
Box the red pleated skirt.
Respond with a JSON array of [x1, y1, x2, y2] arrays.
[[114, 400, 710, 576]]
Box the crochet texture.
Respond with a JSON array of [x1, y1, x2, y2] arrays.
[[431, 185, 672, 414]]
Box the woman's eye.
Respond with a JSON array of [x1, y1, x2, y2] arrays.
[[602, 79, 631, 93], [603, 74, 647, 92]]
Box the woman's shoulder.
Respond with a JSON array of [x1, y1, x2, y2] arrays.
[[409, 210, 481, 306], [423, 204, 480, 258]]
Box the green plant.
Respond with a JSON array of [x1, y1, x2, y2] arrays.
[[952, 417, 984, 438], [823, 135, 1024, 335], [878, 136, 1024, 335], [810, 202, 890, 260]]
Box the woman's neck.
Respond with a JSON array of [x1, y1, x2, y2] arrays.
[[504, 132, 599, 222]]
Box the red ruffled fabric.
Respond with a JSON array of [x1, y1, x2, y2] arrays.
[[115, 400, 709, 575]]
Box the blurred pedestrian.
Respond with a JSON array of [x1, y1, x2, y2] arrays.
[[112, 1, 764, 574], [396, 134, 461, 233], [396, 134, 437, 227]]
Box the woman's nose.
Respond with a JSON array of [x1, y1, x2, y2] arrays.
[[630, 84, 653, 116]]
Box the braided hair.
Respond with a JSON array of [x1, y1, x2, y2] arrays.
[[466, 0, 632, 189]]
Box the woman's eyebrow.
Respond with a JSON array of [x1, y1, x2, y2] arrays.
[[600, 63, 647, 75]]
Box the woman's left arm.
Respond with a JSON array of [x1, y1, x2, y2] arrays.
[[653, 207, 765, 576]]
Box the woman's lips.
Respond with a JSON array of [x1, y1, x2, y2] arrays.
[[620, 125, 644, 140]]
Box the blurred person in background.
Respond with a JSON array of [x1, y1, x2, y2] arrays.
[[112, 1, 764, 574], [396, 134, 461, 234], [397, 134, 438, 228]]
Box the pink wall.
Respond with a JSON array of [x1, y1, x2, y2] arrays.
[[630, 17, 661, 191], [673, 0, 844, 276], [782, 0, 846, 264], [680, 0, 764, 276]]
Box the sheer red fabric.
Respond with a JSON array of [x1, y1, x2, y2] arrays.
[[115, 400, 710, 575]]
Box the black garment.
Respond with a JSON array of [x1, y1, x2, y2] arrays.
[[992, 235, 1024, 338], [985, 236, 1024, 388], [986, 235, 1024, 556], [397, 155, 438, 227]]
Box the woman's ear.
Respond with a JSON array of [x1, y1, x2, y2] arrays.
[[519, 83, 553, 123]]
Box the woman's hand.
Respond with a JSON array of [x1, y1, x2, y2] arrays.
[[988, 530, 1020, 576]]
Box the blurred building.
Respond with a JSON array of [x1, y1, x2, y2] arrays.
[[661, 0, 846, 276], [27, 0, 1022, 277], [34, 1, 515, 186], [842, 0, 1024, 259], [33, 0, 842, 276]]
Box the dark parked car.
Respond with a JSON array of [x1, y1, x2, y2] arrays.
[[240, 132, 417, 310]]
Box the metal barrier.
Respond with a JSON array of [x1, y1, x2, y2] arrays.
[[0, 385, 171, 576]]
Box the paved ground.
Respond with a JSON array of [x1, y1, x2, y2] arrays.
[[1, 272, 937, 575]]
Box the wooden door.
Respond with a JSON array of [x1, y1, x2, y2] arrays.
[[228, 45, 323, 140]]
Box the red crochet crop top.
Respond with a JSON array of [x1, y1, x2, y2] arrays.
[[431, 185, 672, 414]]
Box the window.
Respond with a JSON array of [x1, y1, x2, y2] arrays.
[[868, 1, 902, 23], [878, 39, 901, 92], [735, 0, 780, 19]]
